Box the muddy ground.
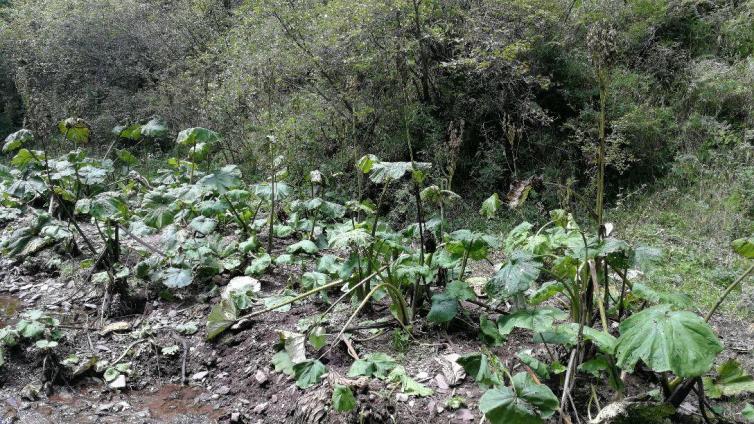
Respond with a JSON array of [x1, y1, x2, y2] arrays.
[[0, 242, 752, 423]]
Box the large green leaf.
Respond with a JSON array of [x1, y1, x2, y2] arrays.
[[142, 190, 179, 228], [58, 118, 90, 144], [456, 352, 503, 389], [446, 230, 497, 260], [190, 216, 217, 234], [632, 282, 691, 309], [703, 359, 754, 399], [198, 165, 242, 194], [732, 237, 754, 259], [116, 124, 142, 141], [366, 160, 431, 184], [175, 127, 220, 147], [287, 240, 319, 255], [328, 228, 372, 249], [486, 251, 542, 299], [540, 323, 617, 353], [332, 384, 357, 412], [427, 293, 459, 323], [293, 359, 327, 389], [3, 129, 33, 153], [497, 308, 567, 338], [162, 267, 193, 288], [479, 372, 559, 424], [614, 304, 722, 377]]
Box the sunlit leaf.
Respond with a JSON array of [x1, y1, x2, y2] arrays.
[[3, 129, 33, 153]]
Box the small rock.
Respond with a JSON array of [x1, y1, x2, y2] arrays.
[[109, 375, 127, 389], [135, 410, 150, 418], [270, 395, 278, 403], [254, 370, 268, 385], [215, 385, 231, 395], [395, 393, 409, 402], [97, 403, 114, 412], [456, 408, 475, 422], [435, 374, 449, 391], [230, 412, 242, 423], [415, 371, 429, 381], [192, 371, 209, 381], [253, 402, 267, 414], [20, 384, 41, 401]]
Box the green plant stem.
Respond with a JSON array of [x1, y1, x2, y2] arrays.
[[595, 66, 607, 231], [222, 193, 251, 235], [704, 262, 754, 322], [459, 250, 470, 280], [268, 186, 275, 252]]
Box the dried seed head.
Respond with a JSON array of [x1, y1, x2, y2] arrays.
[[587, 20, 618, 66]]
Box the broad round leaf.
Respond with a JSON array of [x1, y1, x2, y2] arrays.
[[293, 359, 327, 389], [614, 304, 723, 377], [3, 129, 33, 153], [732, 237, 754, 259], [198, 165, 242, 194], [479, 372, 559, 424], [176, 127, 220, 147], [486, 251, 542, 299], [58, 118, 90, 144], [162, 267, 193, 288], [332, 384, 357, 412], [427, 293, 459, 323], [497, 308, 567, 337], [287, 240, 319, 255]]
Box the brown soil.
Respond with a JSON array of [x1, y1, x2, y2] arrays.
[[0, 232, 751, 423]]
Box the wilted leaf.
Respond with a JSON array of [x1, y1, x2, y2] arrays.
[[480, 193, 501, 219], [206, 299, 238, 340], [505, 176, 541, 209], [456, 352, 503, 389]]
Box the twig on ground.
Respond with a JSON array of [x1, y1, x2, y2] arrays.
[[113, 339, 149, 365]]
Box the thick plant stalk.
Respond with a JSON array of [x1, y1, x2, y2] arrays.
[[595, 66, 608, 231]]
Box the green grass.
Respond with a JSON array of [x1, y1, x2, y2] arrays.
[[608, 147, 754, 318]]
